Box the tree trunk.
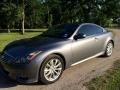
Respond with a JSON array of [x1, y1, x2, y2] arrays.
[[7, 24, 10, 33], [49, 14, 53, 27], [47, 5, 52, 27], [22, 0, 25, 34]]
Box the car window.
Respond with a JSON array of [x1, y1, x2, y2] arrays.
[[78, 24, 103, 36], [41, 24, 79, 38]]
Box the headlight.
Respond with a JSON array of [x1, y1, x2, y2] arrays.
[[27, 51, 42, 60]]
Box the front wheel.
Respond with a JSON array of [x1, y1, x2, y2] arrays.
[[104, 41, 113, 57], [39, 54, 64, 84]]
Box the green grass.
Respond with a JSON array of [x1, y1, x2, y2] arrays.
[[0, 32, 43, 52], [85, 60, 120, 90]]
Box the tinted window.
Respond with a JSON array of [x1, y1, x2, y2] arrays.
[[78, 25, 103, 36], [41, 24, 79, 38]]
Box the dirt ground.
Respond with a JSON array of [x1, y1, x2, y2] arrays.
[[0, 29, 120, 90]]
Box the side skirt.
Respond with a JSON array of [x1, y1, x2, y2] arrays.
[[71, 52, 104, 66]]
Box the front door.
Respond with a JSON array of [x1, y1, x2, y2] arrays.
[[71, 24, 105, 64], [71, 35, 99, 63]]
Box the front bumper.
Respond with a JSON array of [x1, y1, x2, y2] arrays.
[[0, 59, 40, 84]]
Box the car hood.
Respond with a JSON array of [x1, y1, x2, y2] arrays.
[[3, 37, 66, 58]]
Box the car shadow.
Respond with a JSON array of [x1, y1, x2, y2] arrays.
[[18, 82, 44, 86], [97, 55, 107, 58], [0, 68, 44, 88], [0, 69, 17, 88]]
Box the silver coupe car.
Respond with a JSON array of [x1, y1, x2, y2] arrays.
[[0, 23, 114, 84]]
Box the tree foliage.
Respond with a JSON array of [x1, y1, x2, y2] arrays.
[[0, 0, 120, 32]]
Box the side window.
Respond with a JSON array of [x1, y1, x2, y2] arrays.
[[78, 25, 103, 36]]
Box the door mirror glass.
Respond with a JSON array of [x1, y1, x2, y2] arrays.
[[74, 33, 86, 40]]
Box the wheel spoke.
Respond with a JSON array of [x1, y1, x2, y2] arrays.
[[44, 68, 50, 73], [53, 70, 59, 74], [54, 59, 58, 65], [48, 73, 53, 79], [55, 67, 62, 71], [46, 63, 51, 68], [45, 70, 52, 77], [52, 72, 56, 79], [55, 62, 61, 68], [50, 59, 54, 66]]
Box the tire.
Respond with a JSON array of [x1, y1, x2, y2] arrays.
[[104, 41, 113, 57], [39, 54, 64, 84]]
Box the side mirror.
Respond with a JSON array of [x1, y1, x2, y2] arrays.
[[74, 33, 86, 40]]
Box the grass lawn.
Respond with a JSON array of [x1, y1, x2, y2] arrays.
[[85, 60, 120, 90], [0, 32, 43, 52]]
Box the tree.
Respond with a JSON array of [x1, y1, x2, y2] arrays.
[[22, 0, 25, 34], [0, 2, 22, 32], [0, 0, 120, 31]]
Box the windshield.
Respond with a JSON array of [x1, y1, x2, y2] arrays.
[[41, 23, 79, 38]]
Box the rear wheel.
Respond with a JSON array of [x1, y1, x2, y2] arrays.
[[104, 41, 113, 57], [39, 54, 64, 84]]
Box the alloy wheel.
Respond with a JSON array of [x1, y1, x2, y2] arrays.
[[106, 42, 113, 56], [44, 58, 62, 81]]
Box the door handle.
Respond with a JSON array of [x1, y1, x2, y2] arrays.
[[94, 37, 99, 41], [94, 37, 99, 40]]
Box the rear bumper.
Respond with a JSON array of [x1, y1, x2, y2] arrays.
[[0, 60, 40, 84]]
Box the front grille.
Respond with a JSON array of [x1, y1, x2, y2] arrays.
[[1, 52, 28, 64]]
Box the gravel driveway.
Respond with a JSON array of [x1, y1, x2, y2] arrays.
[[0, 29, 120, 90]]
